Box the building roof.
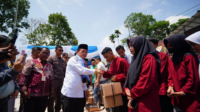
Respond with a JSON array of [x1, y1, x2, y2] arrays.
[[167, 10, 200, 37]]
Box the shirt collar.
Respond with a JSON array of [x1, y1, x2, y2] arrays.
[[76, 54, 85, 62], [37, 58, 47, 63]]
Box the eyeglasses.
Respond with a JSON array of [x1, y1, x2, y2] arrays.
[[59, 50, 63, 52], [64, 57, 70, 59], [42, 52, 50, 56]]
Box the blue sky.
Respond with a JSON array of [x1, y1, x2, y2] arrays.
[[14, 0, 200, 51]]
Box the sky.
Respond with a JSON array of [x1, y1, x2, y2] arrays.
[[13, 0, 200, 53]]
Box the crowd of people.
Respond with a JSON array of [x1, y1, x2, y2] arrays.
[[0, 31, 200, 112]]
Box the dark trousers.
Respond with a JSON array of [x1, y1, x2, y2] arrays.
[[24, 96, 48, 112], [159, 95, 173, 112], [0, 101, 8, 112], [110, 94, 129, 112], [62, 94, 85, 112], [48, 80, 63, 112]]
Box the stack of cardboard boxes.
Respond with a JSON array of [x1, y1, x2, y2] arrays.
[[86, 89, 101, 112]]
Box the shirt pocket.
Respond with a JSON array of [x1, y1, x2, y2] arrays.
[[53, 61, 59, 65]]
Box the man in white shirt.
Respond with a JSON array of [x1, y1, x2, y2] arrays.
[[94, 57, 107, 103], [116, 45, 133, 64], [61, 44, 101, 112]]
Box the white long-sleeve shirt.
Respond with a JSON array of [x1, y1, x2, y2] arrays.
[[61, 55, 95, 98]]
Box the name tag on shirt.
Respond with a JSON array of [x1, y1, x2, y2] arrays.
[[41, 75, 46, 81]]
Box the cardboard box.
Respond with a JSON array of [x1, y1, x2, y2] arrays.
[[101, 82, 122, 97], [86, 104, 101, 112], [89, 91, 93, 96], [87, 96, 95, 104], [87, 108, 101, 112], [103, 94, 123, 108], [101, 82, 123, 108]]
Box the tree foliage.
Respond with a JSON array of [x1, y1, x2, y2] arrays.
[[0, 0, 30, 34], [122, 12, 190, 45], [124, 12, 156, 37], [24, 13, 78, 46], [109, 34, 116, 48], [169, 18, 189, 32], [149, 20, 170, 40]]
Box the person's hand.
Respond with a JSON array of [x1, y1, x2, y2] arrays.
[[10, 90, 19, 99], [0, 44, 19, 60], [24, 91, 30, 103], [127, 99, 133, 109], [84, 90, 89, 99], [96, 82, 100, 88], [111, 75, 117, 82], [167, 86, 174, 97], [12, 55, 24, 71], [169, 92, 185, 97], [125, 89, 133, 100], [50, 91, 54, 98], [96, 69, 104, 74], [125, 89, 131, 96]]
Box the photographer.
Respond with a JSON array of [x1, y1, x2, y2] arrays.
[[0, 35, 24, 112]]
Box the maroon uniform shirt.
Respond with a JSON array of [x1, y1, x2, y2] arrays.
[[103, 56, 129, 95], [158, 52, 169, 95], [126, 54, 161, 112], [168, 55, 199, 111]]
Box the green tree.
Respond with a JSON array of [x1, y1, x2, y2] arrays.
[[24, 13, 78, 46], [48, 12, 76, 45], [0, 0, 30, 34], [109, 34, 116, 48], [25, 23, 51, 46], [124, 12, 156, 37], [121, 37, 129, 48], [169, 18, 189, 32], [115, 30, 121, 45], [149, 20, 170, 40]]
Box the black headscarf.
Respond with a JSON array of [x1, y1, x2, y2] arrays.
[[164, 35, 197, 64], [124, 36, 161, 90]]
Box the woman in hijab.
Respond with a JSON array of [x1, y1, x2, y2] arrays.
[[124, 36, 161, 112], [164, 35, 199, 112], [185, 31, 200, 112], [186, 31, 200, 64]]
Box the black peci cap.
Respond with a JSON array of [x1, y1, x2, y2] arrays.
[[78, 44, 88, 50]]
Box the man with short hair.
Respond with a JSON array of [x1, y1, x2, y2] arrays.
[[47, 45, 67, 112], [61, 44, 101, 112], [116, 45, 132, 64], [94, 57, 107, 103], [62, 53, 69, 63], [19, 47, 42, 112], [21, 47, 54, 112], [100, 47, 129, 112], [149, 38, 173, 112], [90, 59, 96, 89], [25, 47, 42, 61]]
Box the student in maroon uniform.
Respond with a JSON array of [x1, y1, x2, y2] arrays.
[[164, 35, 199, 112], [124, 36, 161, 112], [100, 47, 129, 112], [149, 38, 173, 112]]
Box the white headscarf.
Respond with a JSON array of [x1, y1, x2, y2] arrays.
[[185, 31, 200, 45]]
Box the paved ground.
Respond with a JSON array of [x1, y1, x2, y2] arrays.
[[14, 94, 106, 112]]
